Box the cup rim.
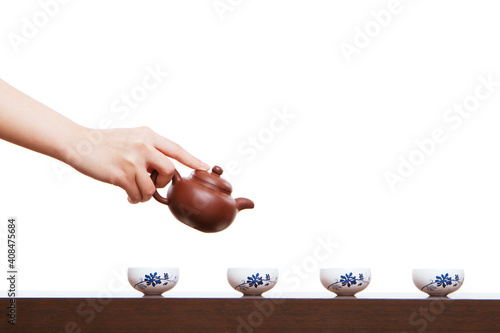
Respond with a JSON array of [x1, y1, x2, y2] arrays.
[[412, 268, 464, 271], [127, 267, 179, 271], [320, 268, 371, 271], [227, 267, 279, 271]]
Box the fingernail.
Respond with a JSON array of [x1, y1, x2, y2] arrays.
[[201, 162, 210, 170]]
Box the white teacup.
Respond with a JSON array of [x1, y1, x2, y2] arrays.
[[128, 267, 179, 295], [227, 267, 279, 296], [413, 268, 464, 296], [320, 268, 371, 296]]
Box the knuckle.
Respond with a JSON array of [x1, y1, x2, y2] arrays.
[[132, 138, 148, 150], [132, 138, 156, 156], [164, 161, 175, 173], [108, 170, 126, 187], [156, 172, 173, 188], [128, 192, 141, 203], [146, 183, 156, 196], [120, 157, 136, 172], [140, 126, 154, 137]]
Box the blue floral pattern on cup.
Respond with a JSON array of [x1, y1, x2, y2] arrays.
[[133, 272, 177, 291], [420, 273, 462, 292], [235, 273, 277, 292], [327, 272, 370, 291]]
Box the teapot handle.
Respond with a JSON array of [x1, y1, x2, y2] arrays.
[[150, 170, 169, 205]]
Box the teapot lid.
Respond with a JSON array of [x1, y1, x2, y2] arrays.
[[192, 166, 232, 193]]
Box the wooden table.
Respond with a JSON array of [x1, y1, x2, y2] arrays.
[[1, 292, 500, 332]]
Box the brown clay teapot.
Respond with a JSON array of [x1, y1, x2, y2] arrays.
[[150, 166, 254, 233]]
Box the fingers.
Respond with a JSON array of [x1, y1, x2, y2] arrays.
[[153, 133, 209, 171], [148, 150, 175, 188], [127, 152, 173, 203], [121, 174, 150, 204], [145, 166, 172, 188], [136, 171, 156, 203], [124, 147, 178, 204], [122, 127, 209, 204], [155, 173, 171, 189], [120, 177, 143, 204]]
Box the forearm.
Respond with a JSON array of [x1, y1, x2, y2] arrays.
[[0, 79, 83, 164]]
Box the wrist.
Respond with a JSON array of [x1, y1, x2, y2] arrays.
[[56, 124, 93, 168]]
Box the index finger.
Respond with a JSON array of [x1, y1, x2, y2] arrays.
[[153, 133, 209, 171]]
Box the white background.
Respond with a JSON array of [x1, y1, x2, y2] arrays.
[[1, 0, 500, 295]]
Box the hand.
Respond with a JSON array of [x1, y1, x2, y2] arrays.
[[65, 126, 209, 204]]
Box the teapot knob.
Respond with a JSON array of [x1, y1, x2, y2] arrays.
[[212, 166, 223, 176]]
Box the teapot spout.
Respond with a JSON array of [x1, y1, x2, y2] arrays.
[[235, 198, 254, 211]]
